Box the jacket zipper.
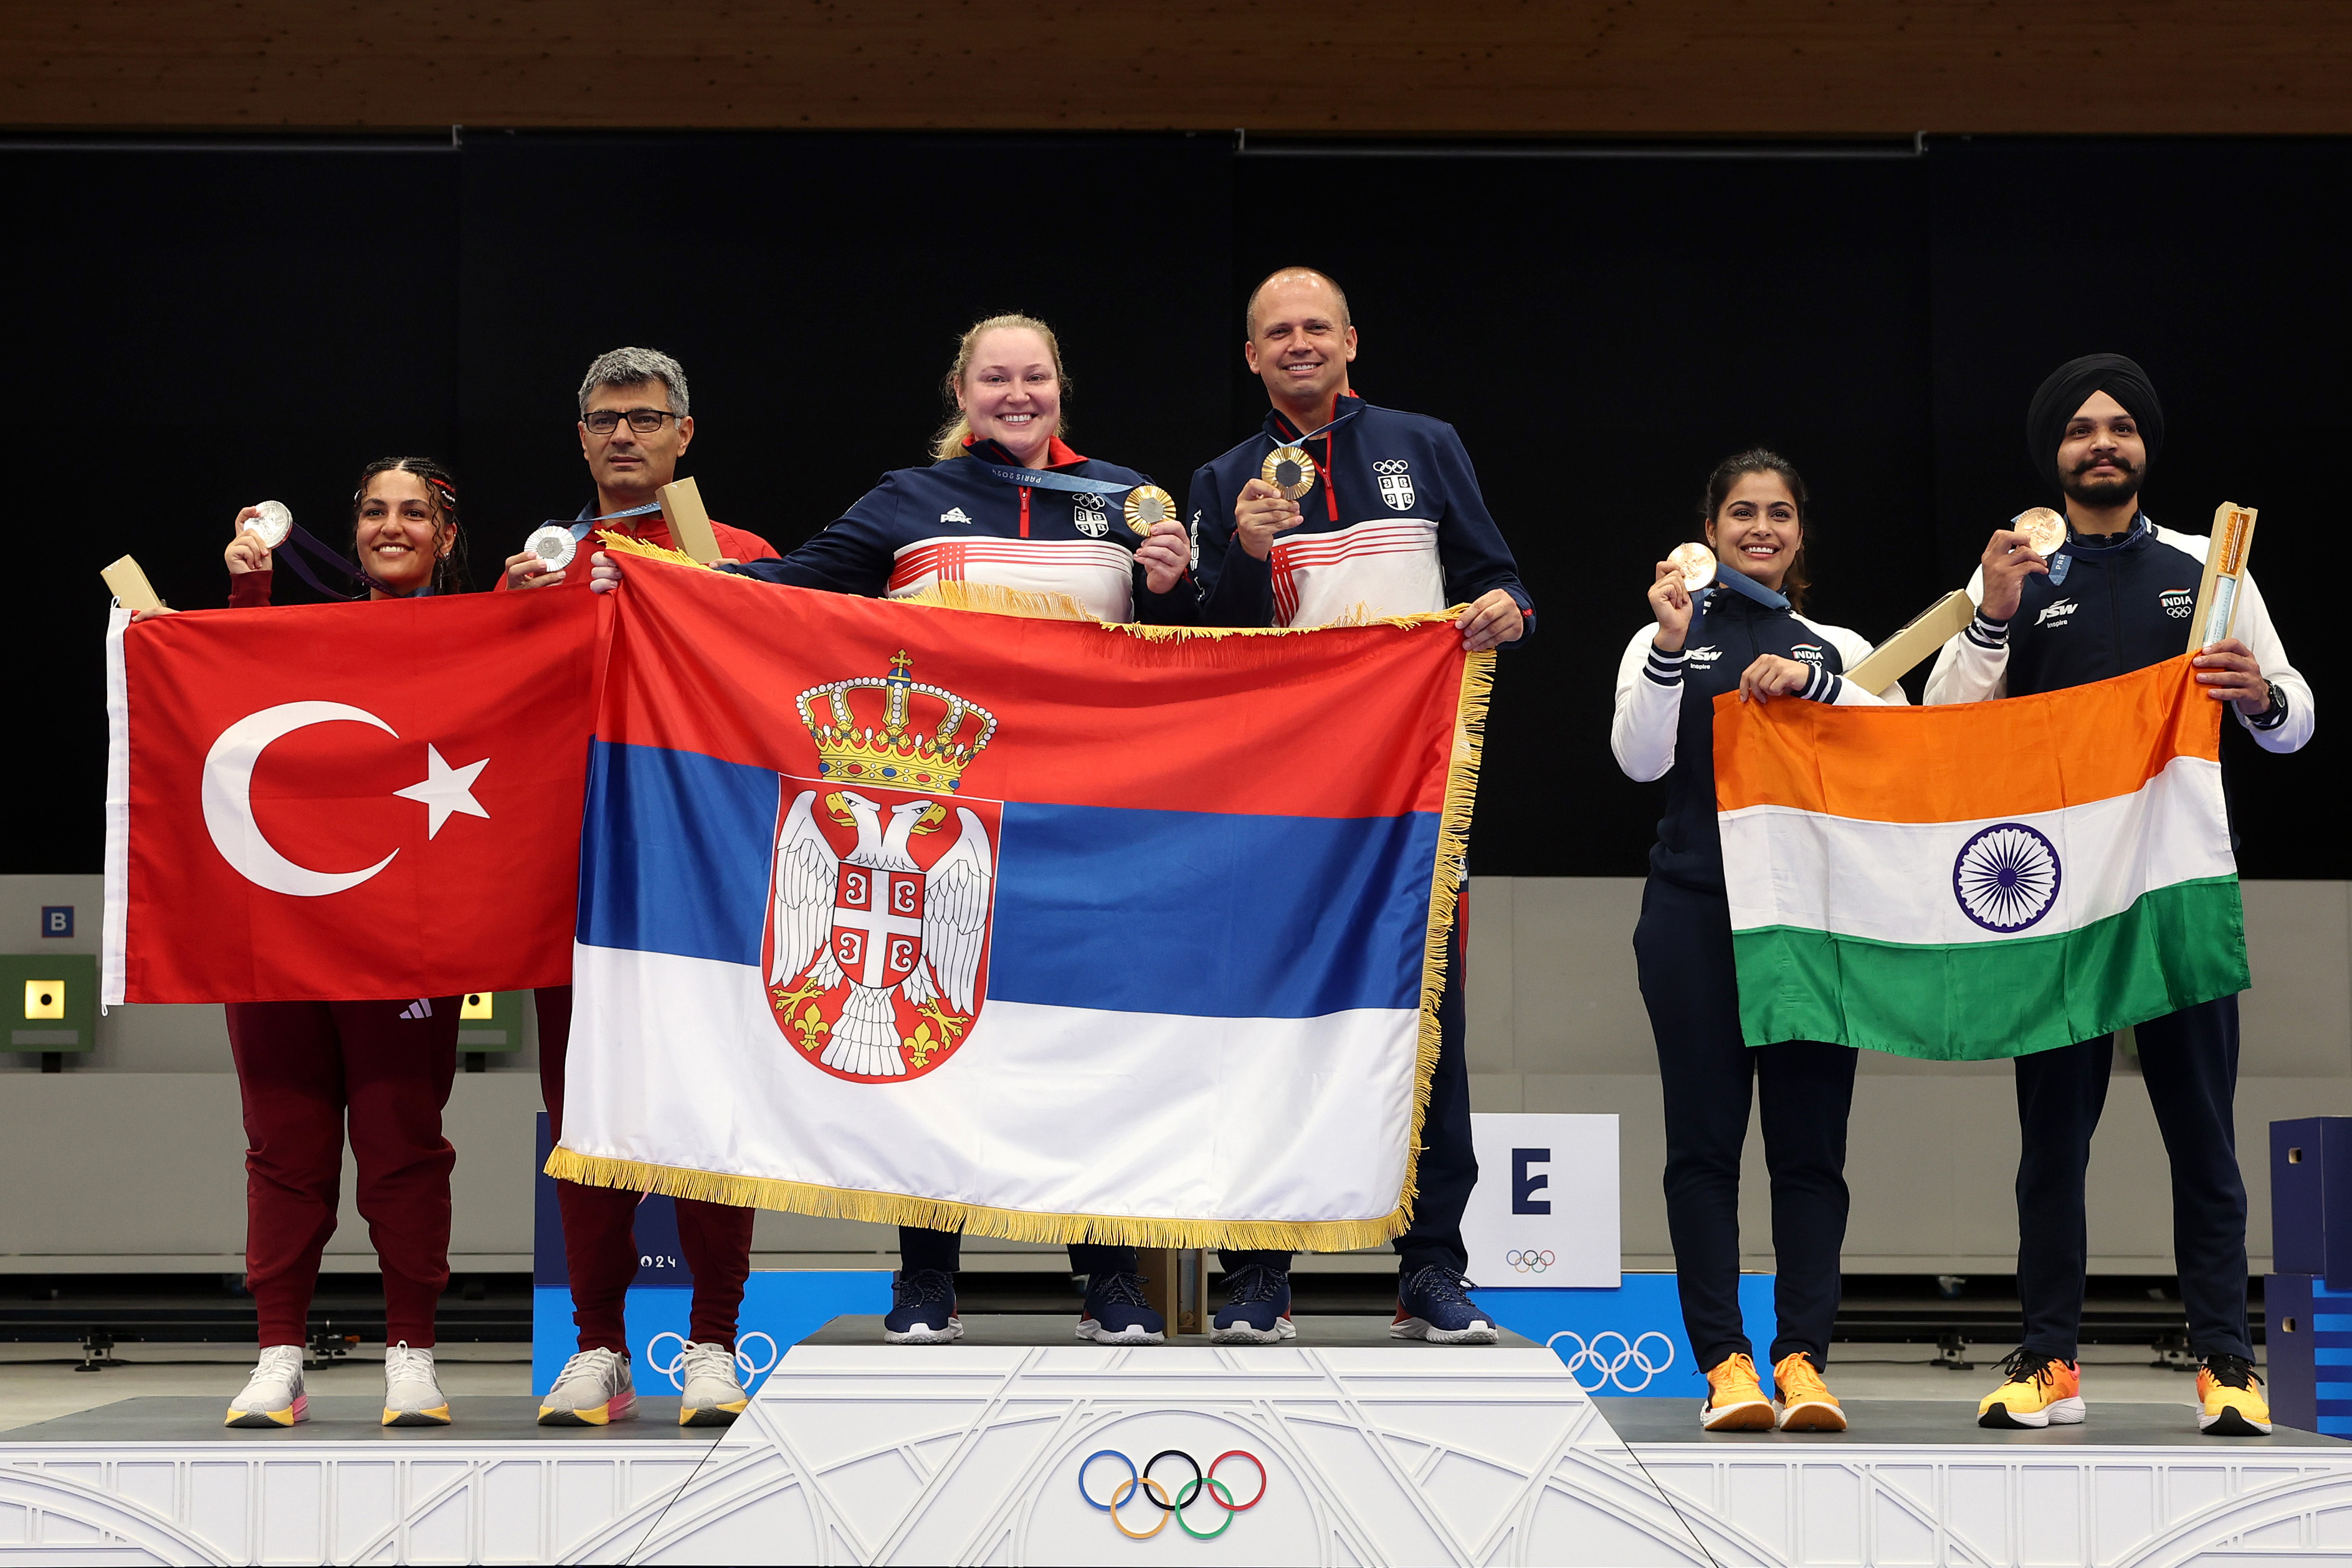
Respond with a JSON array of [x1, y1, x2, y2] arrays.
[[1019, 486, 1031, 539]]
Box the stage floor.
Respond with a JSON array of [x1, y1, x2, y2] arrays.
[[1598, 1394, 2351, 1448], [9, 1320, 2352, 1564], [800, 1310, 1540, 1348], [1, 1392, 700, 1443]]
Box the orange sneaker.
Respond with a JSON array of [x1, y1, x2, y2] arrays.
[[1773, 1352, 1847, 1432], [1976, 1349, 2083, 1429], [1700, 1352, 1776, 1431], [2196, 1354, 2272, 1435]]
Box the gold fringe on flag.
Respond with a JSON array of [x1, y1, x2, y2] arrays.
[[541, 1146, 1408, 1252]]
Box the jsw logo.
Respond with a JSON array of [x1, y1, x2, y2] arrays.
[[2035, 599, 2079, 628], [1683, 645, 1723, 665]]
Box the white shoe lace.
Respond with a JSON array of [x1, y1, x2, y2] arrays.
[[680, 1341, 742, 1390], [553, 1347, 622, 1392], [235, 1345, 303, 1404], [384, 1342, 438, 1390]]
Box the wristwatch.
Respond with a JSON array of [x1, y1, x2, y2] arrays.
[[2248, 681, 2288, 731]]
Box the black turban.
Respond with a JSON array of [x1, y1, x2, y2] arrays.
[[2026, 353, 2164, 492]]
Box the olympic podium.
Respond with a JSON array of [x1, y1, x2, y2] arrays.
[[7, 1316, 2352, 1566]]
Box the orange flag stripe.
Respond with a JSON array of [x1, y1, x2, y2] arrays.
[[1712, 654, 2222, 824]]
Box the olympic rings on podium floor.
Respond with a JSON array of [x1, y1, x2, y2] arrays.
[[1545, 1329, 1676, 1393], [644, 1331, 781, 1393], [1078, 1448, 1269, 1539], [1505, 1249, 1557, 1273]]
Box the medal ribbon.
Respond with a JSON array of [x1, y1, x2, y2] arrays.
[[1266, 404, 1363, 450], [971, 460, 1137, 498], [1705, 568, 1791, 612], [543, 500, 666, 543], [268, 521, 437, 601]]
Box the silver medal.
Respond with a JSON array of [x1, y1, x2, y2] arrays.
[[525, 524, 578, 571], [243, 500, 292, 549]]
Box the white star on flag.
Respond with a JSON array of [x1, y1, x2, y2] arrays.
[[393, 744, 490, 839]]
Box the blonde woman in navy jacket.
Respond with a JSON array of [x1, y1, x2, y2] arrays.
[[591, 315, 1190, 1344]]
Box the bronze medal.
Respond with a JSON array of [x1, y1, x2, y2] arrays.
[[1261, 445, 1316, 502], [2012, 506, 2067, 557], [1668, 541, 1717, 594], [1124, 484, 1176, 538]]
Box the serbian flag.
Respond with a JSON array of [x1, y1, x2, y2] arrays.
[[104, 589, 599, 1004], [1716, 655, 2249, 1060], [548, 559, 1487, 1249]]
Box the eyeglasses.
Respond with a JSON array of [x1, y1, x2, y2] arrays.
[[582, 408, 680, 435]]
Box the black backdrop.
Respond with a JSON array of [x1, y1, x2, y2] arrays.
[[9, 133, 2338, 877]]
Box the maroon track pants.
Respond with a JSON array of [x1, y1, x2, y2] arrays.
[[226, 998, 459, 1347], [536, 986, 754, 1353]]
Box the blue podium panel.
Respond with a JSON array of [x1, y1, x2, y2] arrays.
[[1474, 1273, 1777, 1398], [2272, 1117, 2352, 1284], [2267, 1273, 2352, 1438]]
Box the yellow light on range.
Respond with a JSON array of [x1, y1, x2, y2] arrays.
[[24, 981, 64, 1020], [461, 992, 495, 1020]]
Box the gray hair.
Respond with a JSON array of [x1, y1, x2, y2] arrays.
[[577, 346, 690, 417]]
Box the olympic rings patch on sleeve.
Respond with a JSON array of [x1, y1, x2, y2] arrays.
[[1078, 1448, 1269, 1540]]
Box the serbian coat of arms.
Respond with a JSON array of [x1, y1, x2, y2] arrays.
[[1374, 458, 1416, 511], [763, 651, 999, 1082]]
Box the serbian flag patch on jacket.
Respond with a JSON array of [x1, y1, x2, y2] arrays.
[[1713, 654, 2250, 1061], [104, 588, 599, 1004], [546, 559, 1488, 1250]]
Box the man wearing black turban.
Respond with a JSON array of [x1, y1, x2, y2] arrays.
[[1926, 355, 2314, 1439]]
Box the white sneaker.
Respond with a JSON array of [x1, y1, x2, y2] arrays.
[[383, 1341, 450, 1427], [226, 1344, 308, 1428], [538, 1346, 636, 1427], [678, 1341, 749, 1427]]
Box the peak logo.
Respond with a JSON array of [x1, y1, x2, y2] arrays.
[[939, 507, 973, 526], [2035, 599, 2079, 628]]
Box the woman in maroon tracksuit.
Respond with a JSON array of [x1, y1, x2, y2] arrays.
[[154, 458, 471, 1428]]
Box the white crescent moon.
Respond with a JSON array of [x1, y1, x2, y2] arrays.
[[202, 701, 400, 897]]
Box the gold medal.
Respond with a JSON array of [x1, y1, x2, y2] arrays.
[[1261, 445, 1316, 501], [1668, 541, 1717, 594], [1124, 484, 1176, 537], [2012, 506, 2066, 557]]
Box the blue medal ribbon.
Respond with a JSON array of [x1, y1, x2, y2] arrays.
[[545, 500, 665, 543], [1266, 404, 1363, 451], [971, 460, 1136, 498], [270, 521, 437, 601], [1704, 568, 1791, 612]]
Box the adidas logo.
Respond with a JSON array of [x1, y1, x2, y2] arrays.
[[398, 999, 434, 1020], [940, 507, 973, 526]]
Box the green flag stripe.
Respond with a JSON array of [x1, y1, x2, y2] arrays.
[[1733, 876, 2249, 1061]]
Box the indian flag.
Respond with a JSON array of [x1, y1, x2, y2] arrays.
[[1715, 654, 2249, 1061]]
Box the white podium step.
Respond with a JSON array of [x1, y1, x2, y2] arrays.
[[4, 1318, 2350, 1565]]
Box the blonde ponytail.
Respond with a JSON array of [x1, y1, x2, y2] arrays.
[[931, 313, 1070, 462]]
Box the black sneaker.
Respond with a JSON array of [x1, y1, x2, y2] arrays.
[[1076, 1271, 1166, 1344], [1211, 1263, 1295, 1344], [882, 1268, 961, 1344], [1392, 1265, 1498, 1344]]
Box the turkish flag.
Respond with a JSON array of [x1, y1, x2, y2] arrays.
[[105, 589, 601, 1003]]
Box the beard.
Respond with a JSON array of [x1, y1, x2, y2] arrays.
[[2058, 455, 2141, 513]]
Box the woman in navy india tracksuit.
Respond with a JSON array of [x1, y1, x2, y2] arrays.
[[1612, 449, 1897, 1433], [591, 313, 1192, 1345]]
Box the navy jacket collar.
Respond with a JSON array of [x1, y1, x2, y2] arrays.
[[1264, 389, 1364, 443], [2065, 511, 2153, 558]]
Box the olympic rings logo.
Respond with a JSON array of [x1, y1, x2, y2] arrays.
[[1078, 1449, 1269, 1541], [1372, 459, 1410, 474], [1546, 1330, 1676, 1393], [645, 1331, 780, 1393], [1505, 1249, 1557, 1273]]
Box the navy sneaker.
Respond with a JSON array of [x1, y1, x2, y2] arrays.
[[1211, 1263, 1295, 1344], [1392, 1265, 1498, 1344], [1076, 1271, 1166, 1344], [882, 1269, 961, 1344]]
